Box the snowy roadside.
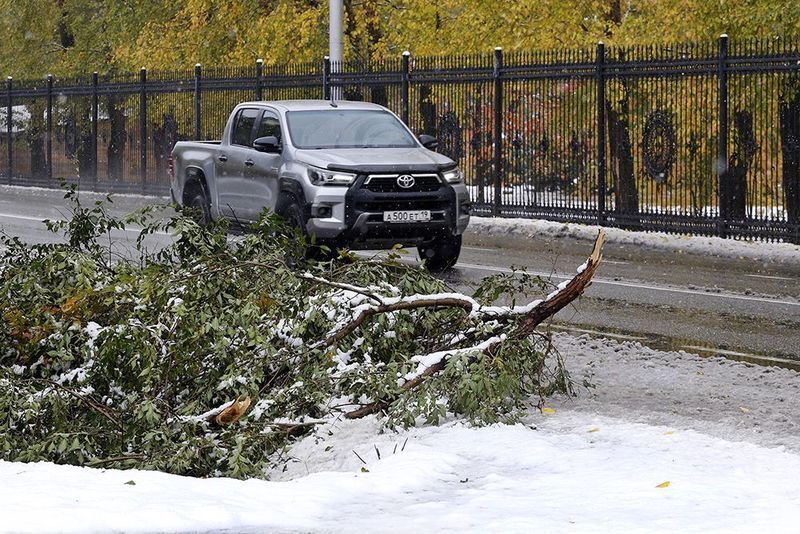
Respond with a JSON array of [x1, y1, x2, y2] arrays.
[[467, 216, 800, 265], [2, 332, 799, 533]]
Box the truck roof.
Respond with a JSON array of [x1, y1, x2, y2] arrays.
[[238, 100, 388, 112]]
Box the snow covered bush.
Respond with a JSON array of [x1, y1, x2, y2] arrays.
[[0, 187, 601, 478]]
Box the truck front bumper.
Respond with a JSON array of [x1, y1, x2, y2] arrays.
[[305, 176, 470, 249]]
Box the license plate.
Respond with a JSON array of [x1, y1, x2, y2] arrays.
[[383, 210, 431, 223]]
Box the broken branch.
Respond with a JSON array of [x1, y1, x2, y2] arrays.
[[344, 230, 605, 419]]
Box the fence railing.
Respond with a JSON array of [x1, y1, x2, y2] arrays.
[[2, 35, 799, 242]]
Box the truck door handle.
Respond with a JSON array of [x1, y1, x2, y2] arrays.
[[244, 159, 255, 167], [218, 155, 228, 162]]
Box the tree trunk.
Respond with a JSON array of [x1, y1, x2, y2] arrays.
[[722, 110, 756, 221], [606, 90, 639, 226], [75, 99, 93, 180], [26, 100, 47, 181], [779, 82, 800, 240], [107, 96, 126, 184]]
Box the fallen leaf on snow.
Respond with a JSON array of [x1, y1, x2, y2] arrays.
[[541, 407, 556, 414], [740, 406, 750, 413], [588, 427, 600, 433], [655, 481, 670, 488]]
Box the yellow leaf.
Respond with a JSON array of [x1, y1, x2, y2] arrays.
[[541, 407, 556, 414], [663, 430, 675, 435], [740, 406, 750, 413], [656, 481, 670, 488], [588, 427, 600, 433]]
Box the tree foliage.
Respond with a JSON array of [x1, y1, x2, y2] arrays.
[[2, 0, 800, 78]]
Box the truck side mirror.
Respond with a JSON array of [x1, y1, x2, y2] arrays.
[[419, 134, 439, 150], [253, 136, 281, 153]]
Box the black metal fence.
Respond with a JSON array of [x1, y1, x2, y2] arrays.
[[2, 36, 800, 241]]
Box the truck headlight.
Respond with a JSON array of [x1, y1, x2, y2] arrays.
[[307, 166, 356, 186], [442, 167, 463, 184]]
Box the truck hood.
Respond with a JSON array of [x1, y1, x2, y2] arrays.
[[295, 148, 456, 174]]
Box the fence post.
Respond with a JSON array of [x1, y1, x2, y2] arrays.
[[493, 47, 503, 217], [401, 51, 410, 125], [323, 56, 331, 100], [596, 42, 607, 224], [194, 64, 202, 141], [91, 72, 98, 185], [255, 58, 263, 101], [46, 74, 53, 183], [717, 34, 729, 236], [6, 76, 11, 184], [139, 67, 147, 190]]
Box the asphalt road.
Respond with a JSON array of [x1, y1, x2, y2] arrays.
[[1, 185, 798, 365]]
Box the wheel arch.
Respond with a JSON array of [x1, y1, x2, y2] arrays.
[[182, 166, 209, 205]]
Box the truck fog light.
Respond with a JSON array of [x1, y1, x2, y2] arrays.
[[460, 202, 471, 215], [313, 205, 332, 218]]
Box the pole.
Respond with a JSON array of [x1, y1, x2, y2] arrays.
[[194, 64, 202, 141], [493, 47, 503, 217], [255, 58, 263, 101], [6, 76, 11, 184], [46, 74, 53, 183], [718, 34, 729, 235], [91, 72, 98, 185], [329, 0, 343, 100], [139, 67, 147, 190], [401, 51, 410, 125], [596, 42, 607, 224]]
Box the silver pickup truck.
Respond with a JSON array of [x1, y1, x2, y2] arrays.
[[169, 100, 470, 270]]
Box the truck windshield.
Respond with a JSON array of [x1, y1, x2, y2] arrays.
[[286, 109, 418, 149]]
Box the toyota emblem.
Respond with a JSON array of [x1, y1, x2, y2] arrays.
[[396, 175, 416, 189]]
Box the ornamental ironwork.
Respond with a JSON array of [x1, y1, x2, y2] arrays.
[[642, 109, 677, 183]]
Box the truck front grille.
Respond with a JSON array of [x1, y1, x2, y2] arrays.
[[362, 174, 442, 193]]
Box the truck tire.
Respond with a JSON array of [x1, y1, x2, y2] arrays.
[[418, 234, 462, 272], [187, 188, 211, 227], [280, 201, 307, 236], [277, 197, 337, 263]]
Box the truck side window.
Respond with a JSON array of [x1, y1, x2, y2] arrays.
[[256, 114, 282, 143], [231, 108, 259, 146]]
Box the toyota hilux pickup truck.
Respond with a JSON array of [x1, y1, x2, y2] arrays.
[[169, 100, 470, 270]]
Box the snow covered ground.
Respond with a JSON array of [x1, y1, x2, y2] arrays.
[[3, 333, 799, 533], [468, 216, 800, 265]]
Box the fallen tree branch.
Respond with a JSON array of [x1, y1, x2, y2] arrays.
[[187, 397, 252, 426], [344, 230, 605, 419], [324, 296, 477, 346]]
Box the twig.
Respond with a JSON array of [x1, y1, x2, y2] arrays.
[[299, 272, 385, 305], [352, 450, 367, 465], [37, 379, 123, 431]]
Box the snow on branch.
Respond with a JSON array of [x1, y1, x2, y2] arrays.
[[344, 231, 606, 419]]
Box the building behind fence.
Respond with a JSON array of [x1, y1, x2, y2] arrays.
[[2, 36, 800, 242]]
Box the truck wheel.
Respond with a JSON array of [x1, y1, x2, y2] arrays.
[[418, 234, 462, 272], [278, 199, 337, 263], [281, 201, 307, 237], [187, 189, 211, 227]]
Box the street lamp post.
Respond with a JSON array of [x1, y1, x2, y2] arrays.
[[329, 0, 343, 100]]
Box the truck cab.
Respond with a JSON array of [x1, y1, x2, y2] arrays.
[[170, 100, 471, 270]]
